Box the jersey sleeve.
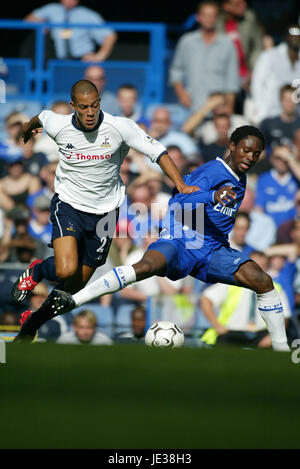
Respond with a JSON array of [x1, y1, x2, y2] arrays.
[[115, 117, 167, 163], [173, 188, 216, 207], [38, 110, 67, 140], [172, 173, 216, 207]]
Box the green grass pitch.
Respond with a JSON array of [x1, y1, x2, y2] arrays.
[[0, 343, 299, 449]]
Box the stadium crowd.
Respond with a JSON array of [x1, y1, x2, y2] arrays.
[[0, 0, 300, 348]]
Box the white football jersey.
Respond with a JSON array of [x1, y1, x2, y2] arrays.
[[38, 110, 167, 214]]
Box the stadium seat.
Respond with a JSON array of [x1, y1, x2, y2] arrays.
[[0, 100, 43, 121]]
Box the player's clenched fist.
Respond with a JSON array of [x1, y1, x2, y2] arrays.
[[214, 185, 236, 206], [22, 118, 43, 143]]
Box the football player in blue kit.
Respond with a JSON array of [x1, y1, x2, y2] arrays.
[[15, 125, 290, 351]]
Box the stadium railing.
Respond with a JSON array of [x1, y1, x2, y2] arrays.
[[0, 20, 167, 109]]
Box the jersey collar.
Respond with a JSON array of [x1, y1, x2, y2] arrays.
[[216, 157, 241, 181], [271, 168, 292, 186], [71, 110, 104, 133]]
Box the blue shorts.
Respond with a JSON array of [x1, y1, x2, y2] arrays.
[[50, 193, 118, 269], [147, 238, 251, 285]]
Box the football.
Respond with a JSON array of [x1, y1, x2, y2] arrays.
[[145, 321, 185, 348]]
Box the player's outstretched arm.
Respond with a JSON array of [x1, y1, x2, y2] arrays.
[[158, 153, 199, 194], [175, 185, 237, 208], [22, 115, 43, 143]]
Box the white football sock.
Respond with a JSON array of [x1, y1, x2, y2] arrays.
[[73, 265, 136, 307], [257, 288, 290, 351]]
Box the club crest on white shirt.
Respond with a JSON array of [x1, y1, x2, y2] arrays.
[[100, 136, 111, 148], [145, 135, 154, 144]]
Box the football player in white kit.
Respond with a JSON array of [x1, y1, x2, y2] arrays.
[[13, 79, 199, 341]]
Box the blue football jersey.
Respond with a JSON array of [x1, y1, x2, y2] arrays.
[[160, 157, 247, 250], [255, 170, 299, 227]]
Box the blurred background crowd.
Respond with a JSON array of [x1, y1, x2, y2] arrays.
[[0, 0, 300, 348]]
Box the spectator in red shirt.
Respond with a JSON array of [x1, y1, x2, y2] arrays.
[[216, 0, 263, 87]]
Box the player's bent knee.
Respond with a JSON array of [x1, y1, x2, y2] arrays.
[[55, 262, 78, 280], [259, 272, 273, 293], [134, 250, 167, 281], [134, 260, 154, 280], [234, 261, 273, 293], [134, 259, 159, 281]]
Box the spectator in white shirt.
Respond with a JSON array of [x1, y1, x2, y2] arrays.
[[251, 24, 300, 123]]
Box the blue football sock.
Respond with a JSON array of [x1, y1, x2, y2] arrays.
[[33, 257, 61, 283]]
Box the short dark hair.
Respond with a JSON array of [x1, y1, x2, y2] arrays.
[[71, 79, 98, 102], [118, 84, 138, 93], [230, 125, 265, 150], [131, 306, 146, 320], [280, 83, 296, 99], [166, 144, 185, 155], [235, 211, 250, 223], [250, 250, 267, 259], [197, 1, 219, 13]]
